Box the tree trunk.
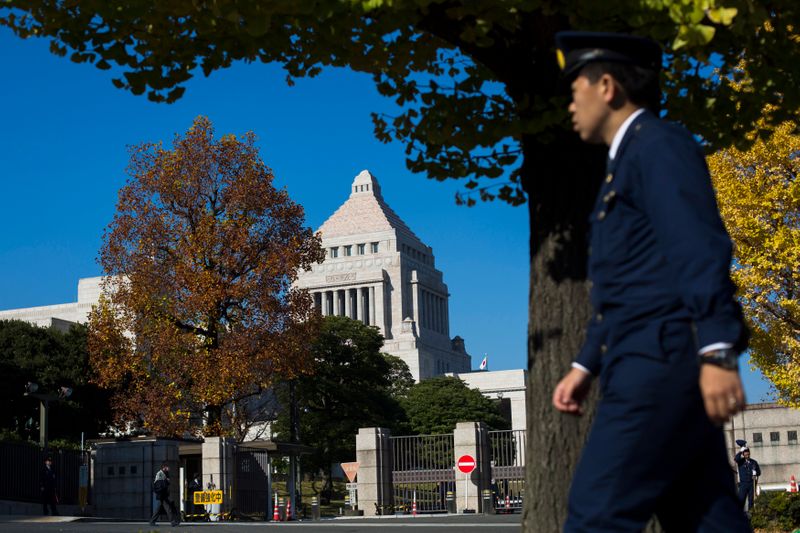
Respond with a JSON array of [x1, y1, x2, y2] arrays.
[[521, 133, 604, 532]]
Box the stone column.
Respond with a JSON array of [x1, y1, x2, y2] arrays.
[[332, 290, 340, 316], [410, 271, 420, 327], [356, 427, 393, 516], [344, 287, 352, 318], [444, 296, 450, 337], [374, 282, 385, 337], [357, 287, 365, 323], [453, 422, 490, 513], [369, 286, 376, 327], [202, 437, 236, 513]]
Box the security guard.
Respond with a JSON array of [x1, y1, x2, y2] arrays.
[[551, 32, 751, 531], [734, 442, 761, 511]]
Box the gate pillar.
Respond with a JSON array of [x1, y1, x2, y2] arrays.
[[453, 422, 490, 513], [202, 437, 236, 514], [356, 427, 392, 516]]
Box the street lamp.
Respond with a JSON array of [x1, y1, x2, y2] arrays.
[[24, 382, 72, 452]]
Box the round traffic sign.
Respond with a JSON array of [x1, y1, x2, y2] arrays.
[[456, 454, 476, 474]]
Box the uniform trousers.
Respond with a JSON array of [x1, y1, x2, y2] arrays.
[[565, 321, 751, 532], [738, 482, 755, 511]]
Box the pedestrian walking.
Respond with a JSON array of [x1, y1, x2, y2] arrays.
[[149, 462, 179, 527], [551, 31, 751, 532]]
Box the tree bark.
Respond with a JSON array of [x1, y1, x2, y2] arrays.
[[521, 133, 604, 531]]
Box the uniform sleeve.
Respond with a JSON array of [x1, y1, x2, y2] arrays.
[[574, 315, 604, 376], [734, 452, 743, 465], [639, 131, 747, 351], [755, 462, 761, 476]]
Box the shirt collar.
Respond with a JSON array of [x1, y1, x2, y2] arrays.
[[608, 108, 646, 160]]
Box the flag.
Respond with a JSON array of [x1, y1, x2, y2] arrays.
[[479, 355, 488, 370]]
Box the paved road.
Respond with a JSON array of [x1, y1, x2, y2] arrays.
[[0, 514, 521, 532]]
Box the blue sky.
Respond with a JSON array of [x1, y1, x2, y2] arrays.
[[0, 29, 774, 402]]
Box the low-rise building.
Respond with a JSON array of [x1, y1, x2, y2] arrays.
[[725, 402, 800, 491]]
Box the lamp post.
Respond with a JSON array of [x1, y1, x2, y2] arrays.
[[24, 382, 72, 452]]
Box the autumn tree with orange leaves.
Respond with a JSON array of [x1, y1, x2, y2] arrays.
[[87, 116, 324, 439]]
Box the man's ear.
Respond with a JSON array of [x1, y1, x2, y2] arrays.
[[598, 73, 615, 103]]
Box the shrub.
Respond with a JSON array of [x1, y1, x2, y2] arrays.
[[750, 491, 800, 531]]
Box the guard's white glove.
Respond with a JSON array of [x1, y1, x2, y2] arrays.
[[739, 446, 747, 453]]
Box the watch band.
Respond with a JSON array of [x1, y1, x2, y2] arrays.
[[699, 348, 740, 370]]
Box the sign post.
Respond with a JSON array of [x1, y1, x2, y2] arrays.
[[341, 462, 359, 511], [456, 454, 476, 512]]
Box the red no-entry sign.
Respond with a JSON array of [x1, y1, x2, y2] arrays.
[[456, 454, 476, 474]]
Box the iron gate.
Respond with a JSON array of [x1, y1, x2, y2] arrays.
[[390, 434, 455, 514], [234, 446, 270, 518], [489, 429, 525, 512]]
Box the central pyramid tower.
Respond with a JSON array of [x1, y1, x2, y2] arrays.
[[295, 170, 471, 381]]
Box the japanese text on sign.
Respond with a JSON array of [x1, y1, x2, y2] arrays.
[[193, 490, 223, 505]]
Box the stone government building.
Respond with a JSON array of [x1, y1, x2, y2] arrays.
[[294, 169, 471, 381]]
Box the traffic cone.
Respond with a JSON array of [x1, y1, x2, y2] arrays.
[[286, 497, 292, 521], [412, 499, 417, 517], [790, 475, 798, 493], [273, 496, 280, 521], [504, 494, 510, 513]]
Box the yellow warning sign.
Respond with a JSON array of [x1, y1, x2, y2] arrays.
[[193, 490, 223, 505]]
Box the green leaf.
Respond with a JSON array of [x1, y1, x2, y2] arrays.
[[707, 7, 737, 26]]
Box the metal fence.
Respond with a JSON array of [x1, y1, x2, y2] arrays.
[[489, 429, 525, 512], [234, 446, 270, 519], [0, 441, 86, 504], [390, 433, 455, 513]]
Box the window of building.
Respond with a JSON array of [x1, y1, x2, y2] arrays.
[[330, 247, 339, 258], [770, 431, 780, 443], [344, 245, 352, 257], [107, 466, 115, 476], [370, 242, 379, 253], [788, 430, 797, 443], [752, 432, 763, 444], [118, 466, 126, 475], [357, 243, 365, 255], [131, 465, 138, 474]]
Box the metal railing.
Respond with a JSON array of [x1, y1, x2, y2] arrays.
[[391, 433, 455, 513], [489, 430, 526, 512], [0, 441, 85, 504]]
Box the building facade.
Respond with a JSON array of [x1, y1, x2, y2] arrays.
[[294, 170, 471, 381], [724, 402, 800, 491], [0, 276, 102, 331]]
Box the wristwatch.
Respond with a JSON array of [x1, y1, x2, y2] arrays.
[[699, 348, 740, 370]]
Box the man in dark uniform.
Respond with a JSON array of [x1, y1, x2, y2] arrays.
[[551, 32, 751, 531], [39, 456, 58, 516], [734, 443, 761, 511]]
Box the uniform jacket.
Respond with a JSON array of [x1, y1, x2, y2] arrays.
[[40, 465, 57, 493], [575, 110, 747, 375], [734, 453, 761, 484]]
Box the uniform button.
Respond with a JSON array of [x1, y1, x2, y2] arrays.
[[600, 344, 607, 354], [596, 313, 603, 322], [603, 190, 616, 203], [597, 210, 606, 220], [605, 174, 613, 183]]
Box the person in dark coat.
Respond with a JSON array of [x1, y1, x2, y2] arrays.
[[551, 31, 751, 532], [149, 463, 179, 527], [40, 456, 58, 516], [188, 472, 204, 520], [734, 445, 761, 511]]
